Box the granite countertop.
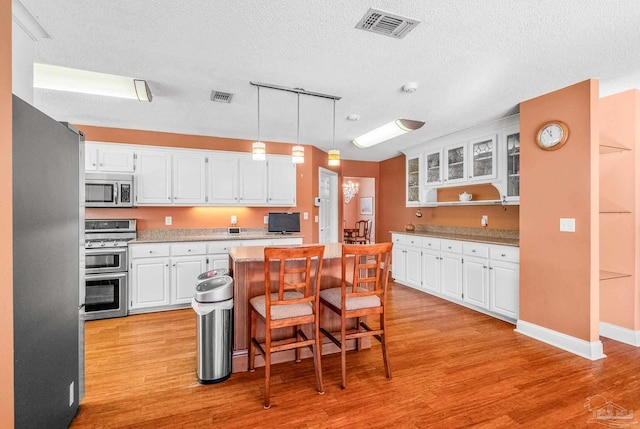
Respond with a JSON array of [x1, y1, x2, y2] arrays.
[[229, 242, 343, 263], [391, 226, 519, 247], [131, 228, 304, 244]]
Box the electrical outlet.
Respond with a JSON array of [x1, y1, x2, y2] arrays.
[[264, 215, 269, 224], [314, 215, 319, 223], [165, 216, 172, 226], [231, 215, 237, 225], [481, 215, 488, 226], [560, 218, 575, 232], [304, 212, 309, 220]]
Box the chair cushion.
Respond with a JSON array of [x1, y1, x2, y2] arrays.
[[320, 287, 381, 311], [250, 292, 312, 320]]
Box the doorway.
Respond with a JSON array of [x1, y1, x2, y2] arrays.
[[342, 176, 376, 243], [318, 167, 339, 244]]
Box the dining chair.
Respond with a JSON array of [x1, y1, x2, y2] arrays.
[[319, 242, 393, 388], [248, 245, 325, 409], [353, 219, 369, 244]]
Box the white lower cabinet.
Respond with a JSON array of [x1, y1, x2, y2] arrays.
[[129, 237, 303, 313], [393, 233, 519, 322]]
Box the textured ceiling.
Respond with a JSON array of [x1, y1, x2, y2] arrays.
[[22, 0, 640, 161]]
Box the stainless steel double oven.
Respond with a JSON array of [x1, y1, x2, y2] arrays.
[[84, 219, 136, 320]]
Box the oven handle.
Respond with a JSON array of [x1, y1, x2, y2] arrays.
[[114, 184, 118, 205], [85, 272, 127, 281], [85, 247, 128, 256]]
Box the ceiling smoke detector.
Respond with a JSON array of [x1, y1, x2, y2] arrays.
[[355, 8, 420, 39], [210, 90, 234, 103]]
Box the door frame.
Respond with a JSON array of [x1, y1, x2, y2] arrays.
[[318, 167, 338, 243]]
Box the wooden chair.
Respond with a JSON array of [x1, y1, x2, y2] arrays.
[[319, 242, 393, 388], [353, 219, 370, 244], [248, 245, 325, 409]]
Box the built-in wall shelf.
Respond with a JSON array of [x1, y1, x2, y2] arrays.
[[599, 142, 631, 154], [436, 199, 503, 206], [600, 270, 632, 281]]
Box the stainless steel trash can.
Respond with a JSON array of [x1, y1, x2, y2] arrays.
[[192, 275, 234, 384], [196, 268, 230, 285]]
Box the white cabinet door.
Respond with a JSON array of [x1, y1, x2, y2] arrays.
[[489, 259, 519, 319], [208, 253, 230, 271], [443, 143, 466, 185], [130, 257, 170, 310], [238, 157, 267, 205], [440, 252, 462, 299], [135, 151, 172, 205], [171, 255, 207, 305], [463, 255, 489, 309], [85, 145, 98, 171], [267, 157, 296, 206], [468, 134, 497, 181], [421, 248, 441, 293], [99, 147, 135, 173], [392, 245, 407, 283], [424, 149, 443, 187], [406, 155, 421, 206], [405, 246, 422, 289], [173, 152, 207, 205], [209, 154, 239, 205]]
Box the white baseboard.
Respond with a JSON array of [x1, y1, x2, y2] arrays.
[[599, 322, 640, 347], [515, 320, 606, 361]]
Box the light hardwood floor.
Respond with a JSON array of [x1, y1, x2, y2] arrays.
[[71, 281, 640, 428]]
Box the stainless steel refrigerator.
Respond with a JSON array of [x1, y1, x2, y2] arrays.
[[12, 95, 83, 428]]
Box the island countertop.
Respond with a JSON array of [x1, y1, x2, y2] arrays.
[[229, 242, 343, 262]]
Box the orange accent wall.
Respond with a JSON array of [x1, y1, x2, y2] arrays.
[[1, 0, 14, 425], [598, 90, 639, 330], [79, 126, 318, 243], [519, 79, 600, 342]]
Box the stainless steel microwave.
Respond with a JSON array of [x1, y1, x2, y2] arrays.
[[85, 173, 133, 208]]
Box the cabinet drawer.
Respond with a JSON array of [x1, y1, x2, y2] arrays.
[[463, 242, 489, 258], [490, 245, 519, 263], [130, 243, 171, 258], [207, 241, 239, 254], [440, 239, 463, 254], [405, 236, 421, 247], [421, 237, 441, 250], [391, 234, 407, 245], [171, 242, 207, 256]]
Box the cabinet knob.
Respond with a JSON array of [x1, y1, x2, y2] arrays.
[[489, 267, 494, 270], [483, 265, 487, 269], [148, 250, 153, 254], [501, 253, 506, 257], [472, 249, 476, 253]]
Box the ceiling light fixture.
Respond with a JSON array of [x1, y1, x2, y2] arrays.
[[352, 119, 425, 148], [343, 180, 359, 204], [328, 98, 340, 166], [34, 63, 153, 102], [292, 92, 305, 164], [252, 86, 266, 161]]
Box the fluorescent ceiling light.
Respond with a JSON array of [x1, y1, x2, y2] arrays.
[[33, 63, 152, 102], [352, 119, 425, 148]]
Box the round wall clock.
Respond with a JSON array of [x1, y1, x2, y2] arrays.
[[536, 121, 569, 151]]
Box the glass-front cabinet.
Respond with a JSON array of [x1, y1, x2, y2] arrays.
[[504, 130, 520, 201], [444, 143, 466, 184], [406, 155, 421, 206], [469, 135, 497, 181], [425, 149, 443, 186]]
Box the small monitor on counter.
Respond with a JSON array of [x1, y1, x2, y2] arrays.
[[268, 212, 300, 234], [228, 227, 241, 235]]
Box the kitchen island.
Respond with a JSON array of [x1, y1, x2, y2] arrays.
[[229, 243, 369, 372]]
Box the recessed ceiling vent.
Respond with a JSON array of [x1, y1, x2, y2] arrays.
[[210, 90, 234, 103], [355, 8, 420, 39]]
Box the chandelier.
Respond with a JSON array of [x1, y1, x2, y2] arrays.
[[343, 180, 359, 204]]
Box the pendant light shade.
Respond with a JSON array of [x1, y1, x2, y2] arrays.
[[327, 98, 340, 166], [252, 86, 266, 161], [292, 93, 304, 164]]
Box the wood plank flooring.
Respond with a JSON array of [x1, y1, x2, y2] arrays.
[[71, 281, 640, 428]]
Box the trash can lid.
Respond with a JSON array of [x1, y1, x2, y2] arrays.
[[195, 275, 233, 302], [196, 268, 230, 283]]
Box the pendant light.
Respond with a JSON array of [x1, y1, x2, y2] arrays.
[[252, 86, 266, 161], [292, 92, 304, 164], [328, 98, 340, 166]]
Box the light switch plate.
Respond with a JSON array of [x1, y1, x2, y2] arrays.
[[560, 218, 575, 232], [231, 215, 237, 225], [304, 212, 309, 220], [264, 215, 269, 224], [165, 216, 172, 226]]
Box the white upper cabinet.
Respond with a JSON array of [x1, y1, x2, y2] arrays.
[[135, 150, 172, 205], [443, 143, 466, 185], [238, 156, 268, 205], [468, 134, 497, 181], [267, 156, 296, 206], [209, 153, 239, 205], [406, 155, 422, 206], [502, 127, 520, 203], [85, 142, 135, 173], [424, 149, 443, 186], [172, 152, 207, 205]]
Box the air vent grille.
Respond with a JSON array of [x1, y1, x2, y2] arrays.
[[355, 8, 420, 39], [210, 91, 234, 103]]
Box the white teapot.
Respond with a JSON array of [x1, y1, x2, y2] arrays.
[[459, 192, 472, 202]]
